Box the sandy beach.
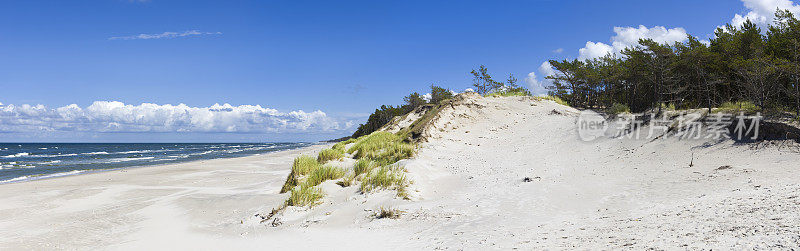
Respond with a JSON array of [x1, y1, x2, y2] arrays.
[[2, 95, 800, 250]]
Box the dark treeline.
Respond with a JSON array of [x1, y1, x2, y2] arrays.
[[546, 9, 800, 118]]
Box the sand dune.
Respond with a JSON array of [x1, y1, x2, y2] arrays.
[[2, 94, 800, 249]]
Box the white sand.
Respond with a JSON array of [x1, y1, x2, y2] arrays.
[[2, 94, 800, 249]]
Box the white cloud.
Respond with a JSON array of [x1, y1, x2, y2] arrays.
[[578, 25, 689, 61], [727, 0, 800, 29], [109, 30, 222, 40], [525, 72, 542, 93], [0, 101, 348, 134], [526, 61, 557, 96], [578, 41, 615, 61], [422, 93, 432, 102], [553, 48, 564, 54]]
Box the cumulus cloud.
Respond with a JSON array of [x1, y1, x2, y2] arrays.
[[0, 101, 347, 134], [109, 30, 222, 40], [526, 61, 557, 96], [578, 25, 689, 61], [727, 0, 800, 29]]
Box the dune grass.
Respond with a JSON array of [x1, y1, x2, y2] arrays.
[[337, 172, 356, 187], [303, 165, 346, 187], [535, 95, 569, 106], [286, 185, 324, 207], [375, 206, 403, 219], [714, 101, 759, 114], [280, 155, 321, 193], [353, 158, 377, 176], [486, 90, 530, 97], [347, 132, 415, 165], [317, 148, 345, 163], [359, 165, 409, 198]]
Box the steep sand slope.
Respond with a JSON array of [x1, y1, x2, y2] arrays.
[[385, 94, 800, 249]]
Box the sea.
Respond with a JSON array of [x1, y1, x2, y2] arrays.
[[0, 143, 313, 184]]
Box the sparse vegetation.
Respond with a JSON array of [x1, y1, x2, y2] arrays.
[[486, 90, 530, 97], [714, 101, 760, 114], [337, 172, 356, 187], [347, 132, 415, 165], [374, 206, 403, 219], [353, 158, 377, 176], [286, 185, 324, 207], [359, 165, 409, 198], [535, 95, 570, 106], [280, 155, 321, 193], [303, 165, 346, 187], [317, 148, 345, 163]]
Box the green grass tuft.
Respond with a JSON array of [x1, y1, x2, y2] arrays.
[[286, 185, 324, 207], [347, 132, 415, 165], [303, 165, 346, 187], [535, 95, 569, 106], [353, 159, 377, 177], [280, 155, 321, 193], [486, 90, 530, 97], [317, 148, 345, 163], [359, 165, 409, 197]]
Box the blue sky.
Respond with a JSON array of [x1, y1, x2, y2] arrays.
[[0, 0, 792, 142]]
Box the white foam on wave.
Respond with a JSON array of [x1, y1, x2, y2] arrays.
[[0, 170, 87, 184], [2, 152, 30, 158], [84, 151, 109, 155], [107, 157, 156, 163], [35, 153, 79, 158]]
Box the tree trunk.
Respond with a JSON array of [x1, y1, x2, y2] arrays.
[[795, 77, 799, 120]]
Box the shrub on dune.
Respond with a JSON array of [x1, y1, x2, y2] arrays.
[[608, 103, 631, 115]]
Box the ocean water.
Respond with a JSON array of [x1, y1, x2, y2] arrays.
[[0, 143, 312, 184]]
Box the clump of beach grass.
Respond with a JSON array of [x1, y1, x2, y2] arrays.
[[535, 95, 569, 106], [374, 206, 403, 219], [347, 132, 415, 165], [353, 158, 377, 176], [317, 148, 345, 163], [360, 165, 409, 198], [280, 155, 321, 193], [337, 172, 356, 187], [303, 165, 346, 187], [286, 185, 324, 207], [486, 90, 530, 97]]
